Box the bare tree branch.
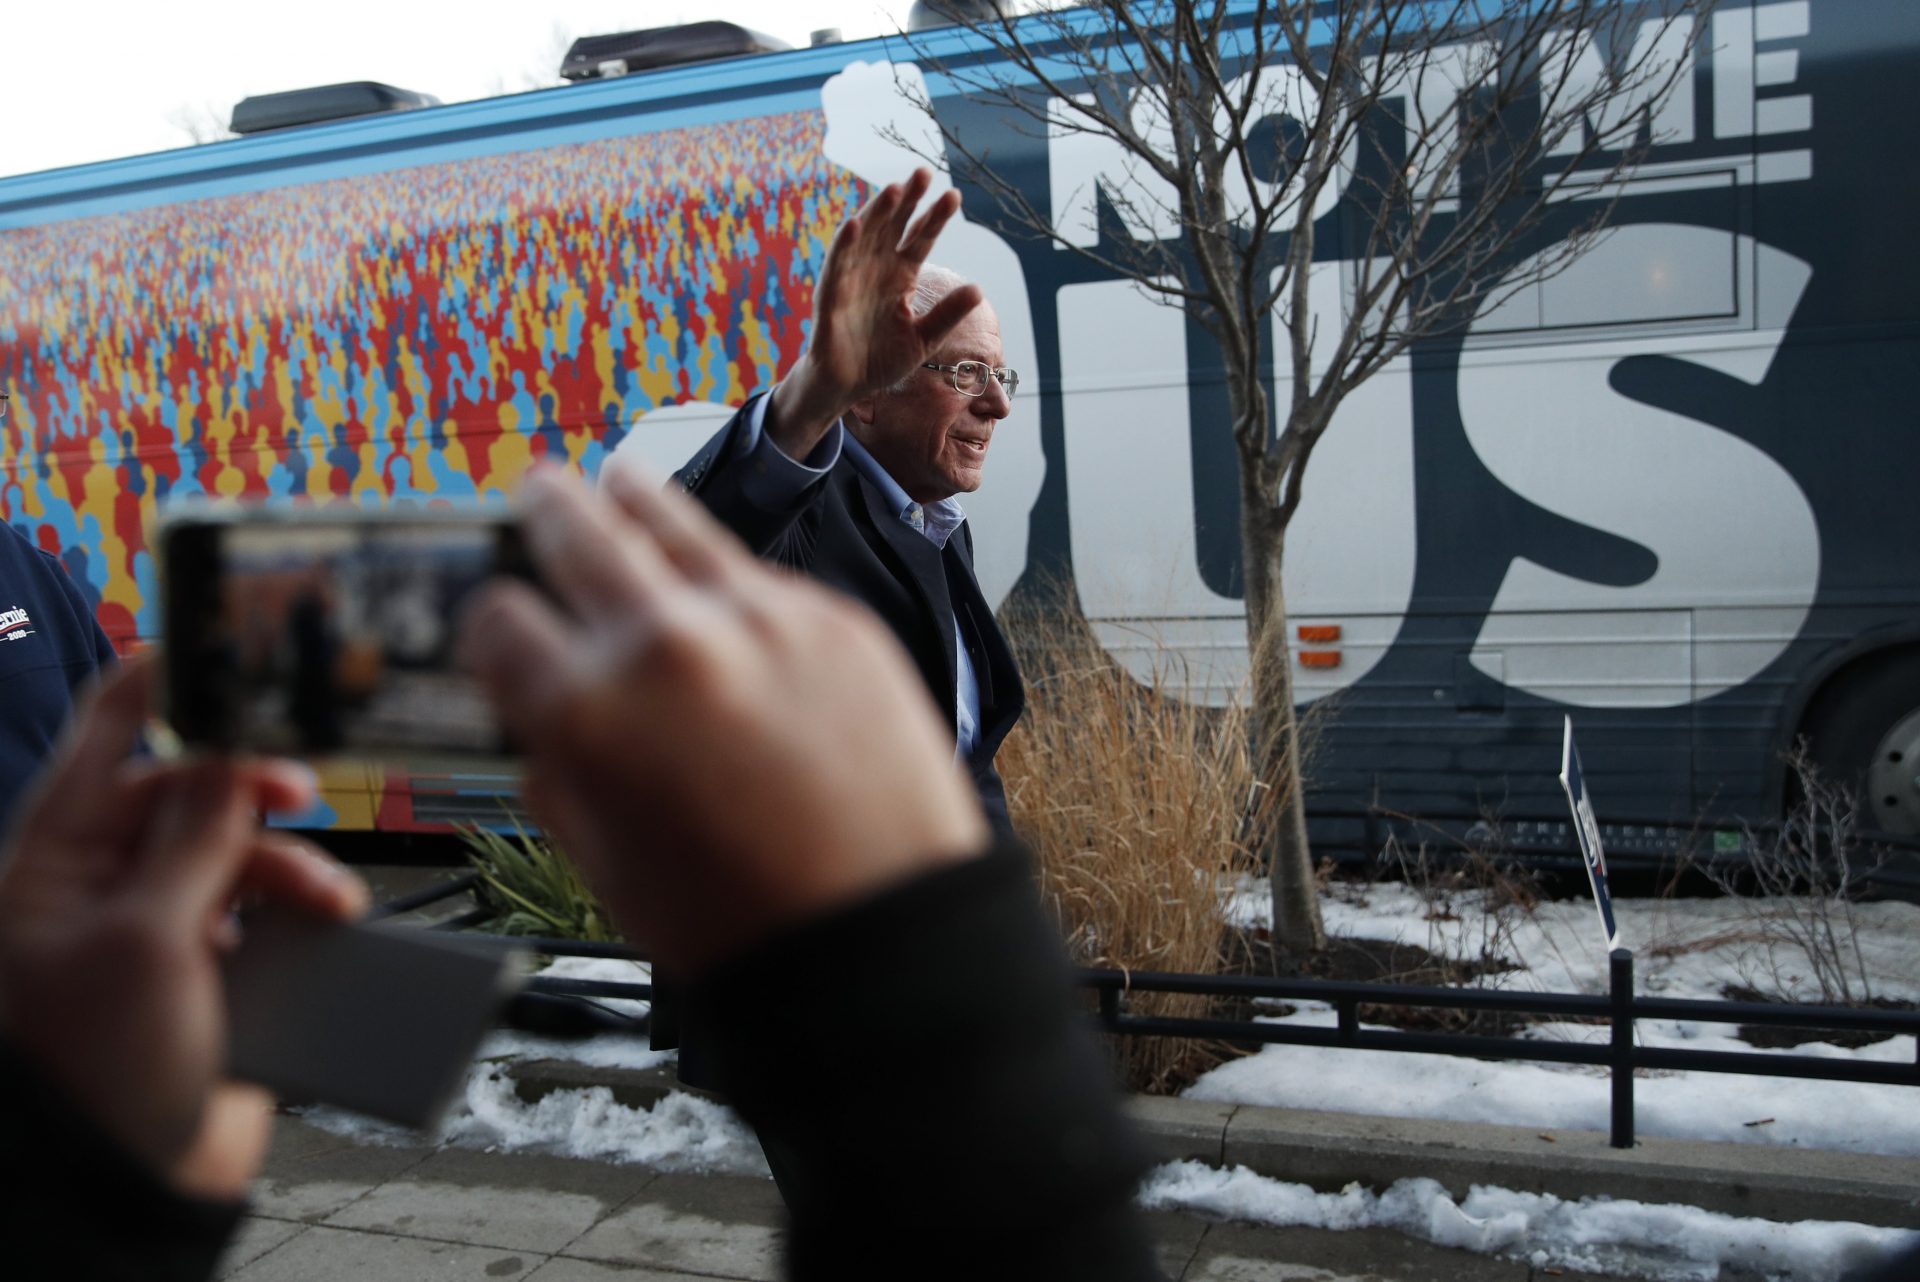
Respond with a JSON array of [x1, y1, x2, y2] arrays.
[[897, 0, 1707, 952]]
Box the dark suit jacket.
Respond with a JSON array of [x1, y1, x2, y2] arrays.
[[675, 397, 1024, 831]]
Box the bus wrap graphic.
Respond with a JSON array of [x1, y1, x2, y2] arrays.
[[2, 0, 1915, 842], [0, 112, 863, 648]]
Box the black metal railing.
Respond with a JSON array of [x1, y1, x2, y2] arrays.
[[1076, 950, 1920, 1147], [385, 877, 1920, 1148]]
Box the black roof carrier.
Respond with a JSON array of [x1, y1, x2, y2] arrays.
[[909, 0, 1014, 31], [230, 81, 440, 136], [560, 20, 790, 81]]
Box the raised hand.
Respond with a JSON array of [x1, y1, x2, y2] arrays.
[[459, 463, 989, 974], [766, 168, 984, 456], [0, 659, 369, 1199]]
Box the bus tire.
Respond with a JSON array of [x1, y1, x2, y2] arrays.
[[1795, 648, 1920, 838]]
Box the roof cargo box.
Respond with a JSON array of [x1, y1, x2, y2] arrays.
[[560, 21, 790, 81], [230, 81, 439, 135]]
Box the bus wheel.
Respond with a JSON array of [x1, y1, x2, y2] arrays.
[[1866, 707, 1920, 838], [1799, 651, 1920, 838]]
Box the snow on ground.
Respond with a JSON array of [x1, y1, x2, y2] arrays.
[[1224, 879, 1920, 1009], [290, 893, 1920, 1280], [298, 955, 770, 1177], [1200, 879, 1920, 1155], [482, 956, 676, 1072], [437, 1066, 769, 1174], [1140, 1163, 1919, 1282]]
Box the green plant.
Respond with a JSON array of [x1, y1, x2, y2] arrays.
[[459, 817, 619, 942]]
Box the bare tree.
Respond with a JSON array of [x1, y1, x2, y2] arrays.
[[899, 0, 1703, 953]]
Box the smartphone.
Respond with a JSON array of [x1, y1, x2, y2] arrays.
[[161, 505, 535, 760], [223, 907, 524, 1130]]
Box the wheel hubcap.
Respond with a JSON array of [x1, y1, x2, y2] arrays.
[[1865, 707, 1920, 837]]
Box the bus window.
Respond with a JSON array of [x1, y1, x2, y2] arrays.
[[1472, 176, 1746, 341]]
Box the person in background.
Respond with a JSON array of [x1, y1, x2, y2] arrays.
[[0, 390, 121, 838], [0, 463, 1164, 1281]]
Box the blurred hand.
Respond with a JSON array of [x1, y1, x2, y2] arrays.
[[0, 660, 369, 1200], [767, 167, 983, 453], [461, 464, 989, 974]]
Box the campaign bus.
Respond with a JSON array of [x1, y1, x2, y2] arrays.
[[1, 0, 1914, 858]]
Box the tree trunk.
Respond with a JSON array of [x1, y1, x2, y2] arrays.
[[1240, 473, 1328, 956]]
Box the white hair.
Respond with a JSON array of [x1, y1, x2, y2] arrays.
[[887, 264, 973, 394], [908, 263, 969, 318]]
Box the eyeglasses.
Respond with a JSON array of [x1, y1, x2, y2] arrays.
[[922, 361, 1019, 399]]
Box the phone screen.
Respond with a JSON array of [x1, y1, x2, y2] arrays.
[[164, 510, 530, 758]]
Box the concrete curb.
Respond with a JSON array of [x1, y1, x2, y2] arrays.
[[1124, 1096, 1920, 1230], [504, 1059, 1920, 1230]]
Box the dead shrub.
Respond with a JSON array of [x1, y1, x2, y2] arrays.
[[1367, 824, 1546, 1035], [1701, 751, 1891, 1008], [998, 604, 1269, 1093]]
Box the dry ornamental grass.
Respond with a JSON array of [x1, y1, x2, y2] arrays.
[[997, 604, 1274, 1093]]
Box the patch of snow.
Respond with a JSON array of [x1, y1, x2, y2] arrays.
[[443, 1066, 768, 1175], [480, 955, 674, 1070], [1139, 1162, 1920, 1282], [1197, 879, 1920, 1156], [298, 953, 764, 1173], [299, 1060, 768, 1176], [1296, 881, 1920, 1007], [1186, 1005, 1920, 1155]]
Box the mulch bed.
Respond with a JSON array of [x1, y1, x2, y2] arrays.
[[1720, 984, 1915, 1049], [1218, 926, 1536, 1040]]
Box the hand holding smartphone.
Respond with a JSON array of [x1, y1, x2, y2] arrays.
[[157, 502, 541, 1125]]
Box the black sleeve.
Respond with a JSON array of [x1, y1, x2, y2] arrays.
[[675, 396, 830, 562], [1848, 1241, 1920, 1282], [970, 757, 1015, 838], [692, 842, 1165, 1282], [0, 1041, 244, 1281]]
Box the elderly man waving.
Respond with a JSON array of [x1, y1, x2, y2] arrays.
[[676, 169, 1025, 832]]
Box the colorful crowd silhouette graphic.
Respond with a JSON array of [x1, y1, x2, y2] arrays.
[[0, 110, 864, 649]]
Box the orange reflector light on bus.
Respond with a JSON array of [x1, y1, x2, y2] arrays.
[[1299, 650, 1342, 668], [1298, 624, 1342, 643]]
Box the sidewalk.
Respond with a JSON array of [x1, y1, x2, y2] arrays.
[[222, 1115, 1625, 1280]]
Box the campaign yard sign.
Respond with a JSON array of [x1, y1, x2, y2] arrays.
[[1559, 716, 1621, 951]]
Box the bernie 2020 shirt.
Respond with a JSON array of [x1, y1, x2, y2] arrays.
[[0, 522, 117, 835]]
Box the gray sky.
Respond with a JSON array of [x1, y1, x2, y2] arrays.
[[2, 1, 915, 179]]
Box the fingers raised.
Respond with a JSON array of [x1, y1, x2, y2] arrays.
[[899, 184, 960, 262], [914, 282, 985, 352], [883, 167, 935, 246]]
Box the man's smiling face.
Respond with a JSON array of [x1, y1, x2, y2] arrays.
[[850, 301, 1010, 504]]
